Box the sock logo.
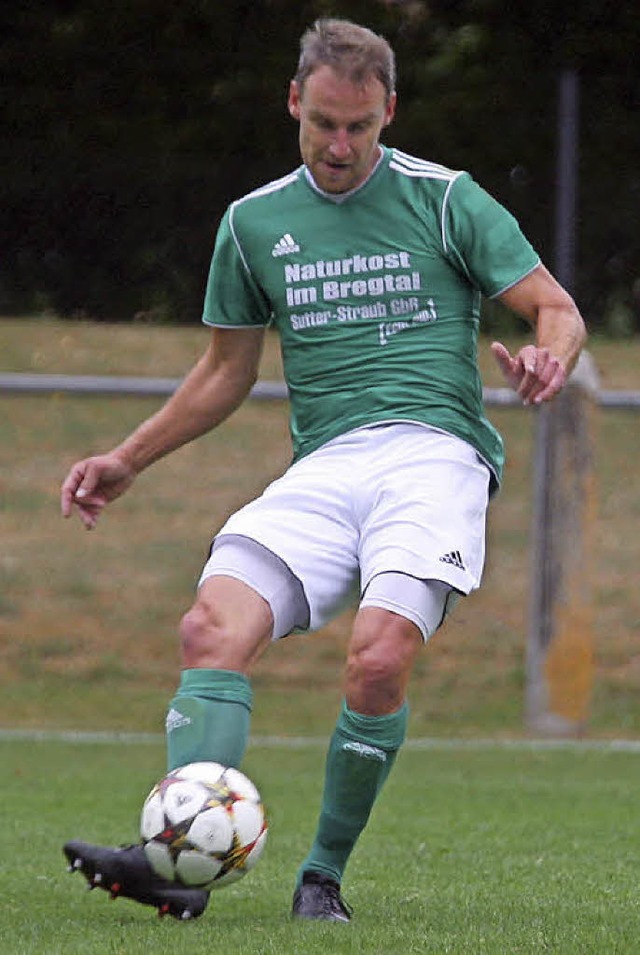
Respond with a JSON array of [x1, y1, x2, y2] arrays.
[[166, 707, 192, 733], [342, 741, 387, 762]]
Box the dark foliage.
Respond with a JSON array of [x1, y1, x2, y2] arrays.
[[1, 0, 638, 330]]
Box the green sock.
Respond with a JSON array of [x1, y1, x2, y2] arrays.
[[297, 699, 408, 887], [166, 668, 253, 771]]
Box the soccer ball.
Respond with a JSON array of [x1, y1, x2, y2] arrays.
[[140, 761, 268, 890]]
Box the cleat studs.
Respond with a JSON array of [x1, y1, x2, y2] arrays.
[[181, 910, 193, 921], [109, 882, 121, 899], [158, 903, 170, 918], [72, 858, 83, 871], [92, 873, 103, 885]]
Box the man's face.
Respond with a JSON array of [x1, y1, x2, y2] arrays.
[[288, 65, 396, 194]]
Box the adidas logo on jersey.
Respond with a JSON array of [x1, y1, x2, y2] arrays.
[[439, 550, 466, 571], [271, 233, 300, 257]]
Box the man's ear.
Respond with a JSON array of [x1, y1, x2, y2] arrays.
[[288, 80, 301, 121], [383, 91, 397, 128]]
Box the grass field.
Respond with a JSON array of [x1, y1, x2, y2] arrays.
[[2, 318, 640, 951], [4, 733, 640, 953]]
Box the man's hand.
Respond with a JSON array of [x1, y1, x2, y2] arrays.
[[61, 453, 136, 530], [491, 341, 567, 406]]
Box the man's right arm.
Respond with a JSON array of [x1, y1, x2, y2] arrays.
[[61, 326, 266, 529]]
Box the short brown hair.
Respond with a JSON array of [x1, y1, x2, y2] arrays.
[[294, 18, 396, 102]]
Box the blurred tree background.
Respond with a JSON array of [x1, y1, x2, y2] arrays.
[[1, 0, 638, 331]]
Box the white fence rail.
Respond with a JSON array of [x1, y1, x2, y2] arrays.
[[1, 372, 639, 408]]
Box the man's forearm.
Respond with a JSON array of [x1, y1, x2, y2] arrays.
[[535, 299, 587, 377], [112, 350, 256, 474], [499, 264, 588, 376]]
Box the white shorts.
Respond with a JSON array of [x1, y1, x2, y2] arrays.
[[200, 423, 490, 636]]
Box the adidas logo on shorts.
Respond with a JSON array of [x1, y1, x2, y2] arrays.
[[271, 233, 300, 257], [439, 550, 466, 571]]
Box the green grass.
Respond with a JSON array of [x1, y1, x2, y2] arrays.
[[3, 735, 640, 953]]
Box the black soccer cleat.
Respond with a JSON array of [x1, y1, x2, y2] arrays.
[[292, 871, 352, 923], [63, 840, 210, 921]]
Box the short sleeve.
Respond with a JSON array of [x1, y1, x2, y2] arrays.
[[443, 174, 540, 298], [202, 207, 272, 327]]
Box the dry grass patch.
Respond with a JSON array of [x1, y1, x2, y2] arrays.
[[1, 318, 639, 736]]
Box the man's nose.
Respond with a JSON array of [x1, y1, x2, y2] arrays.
[[328, 129, 351, 159]]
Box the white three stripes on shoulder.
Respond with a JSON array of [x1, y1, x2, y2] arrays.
[[390, 149, 460, 181], [233, 169, 300, 208]]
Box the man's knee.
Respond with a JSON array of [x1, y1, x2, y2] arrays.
[[346, 608, 423, 714], [178, 577, 273, 670], [178, 600, 219, 662]]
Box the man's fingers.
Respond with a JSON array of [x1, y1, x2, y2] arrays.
[[490, 341, 520, 386], [519, 351, 566, 405], [491, 341, 530, 393], [490, 340, 513, 370], [74, 460, 102, 498], [518, 344, 540, 376], [79, 504, 103, 530], [61, 463, 88, 517], [515, 346, 542, 402], [531, 360, 567, 404], [61, 460, 106, 519], [492, 343, 567, 405], [69, 492, 107, 530]]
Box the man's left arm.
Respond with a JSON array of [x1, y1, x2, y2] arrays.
[[491, 263, 588, 405]]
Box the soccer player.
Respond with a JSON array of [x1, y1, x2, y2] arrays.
[[61, 18, 586, 922]]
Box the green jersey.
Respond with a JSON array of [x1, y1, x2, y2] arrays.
[[202, 145, 539, 485]]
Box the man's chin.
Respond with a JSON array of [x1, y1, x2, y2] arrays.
[[313, 163, 354, 194]]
